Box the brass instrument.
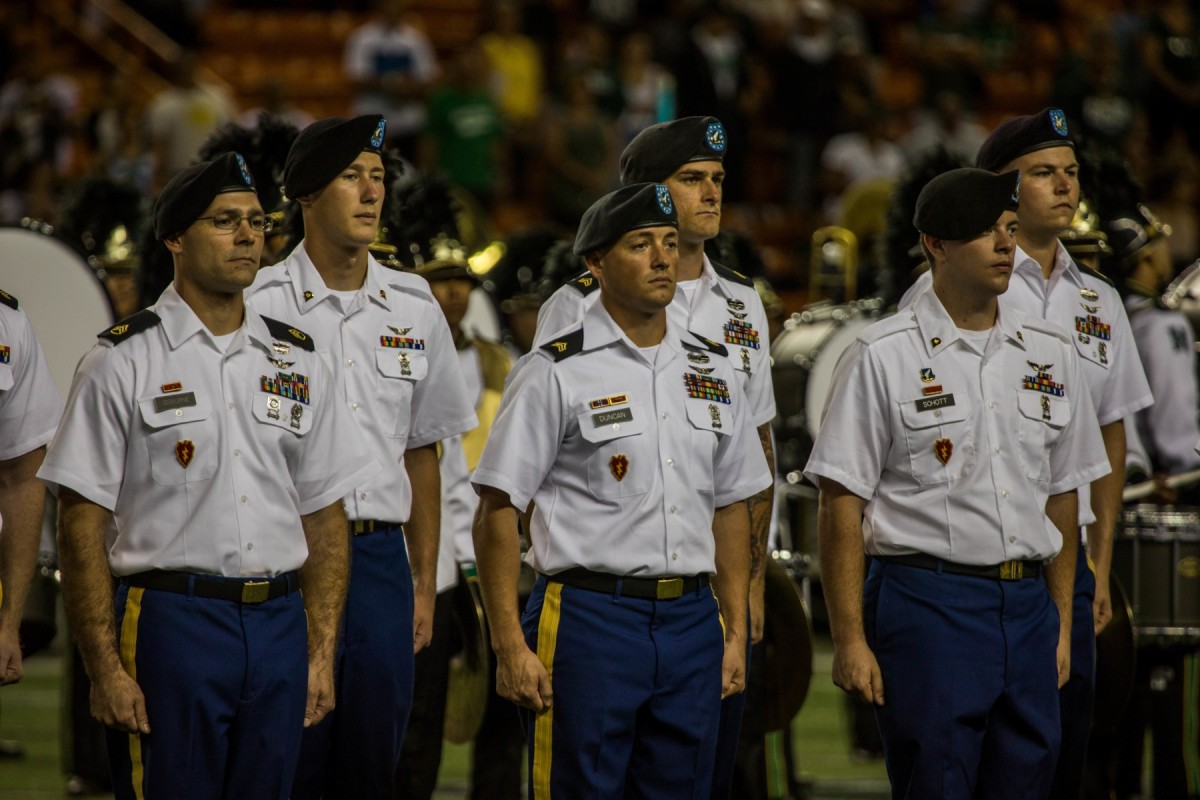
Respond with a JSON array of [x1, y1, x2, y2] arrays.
[[809, 226, 859, 303]]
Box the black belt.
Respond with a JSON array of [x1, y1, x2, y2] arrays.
[[123, 570, 300, 603], [548, 567, 709, 600], [876, 553, 1044, 581], [350, 519, 402, 535]]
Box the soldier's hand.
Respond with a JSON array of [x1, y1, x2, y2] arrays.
[[0, 628, 24, 685], [748, 578, 766, 645], [413, 586, 436, 654], [720, 637, 746, 699], [831, 639, 884, 706], [1056, 632, 1071, 689], [1092, 583, 1112, 635], [305, 657, 336, 727], [496, 645, 552, 713], [91, 669, 151, 734]]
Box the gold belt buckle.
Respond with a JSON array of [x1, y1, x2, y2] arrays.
[[999, 561, 1023, 581], [241, 580, 271, 603], [656, 577, 684, 600]]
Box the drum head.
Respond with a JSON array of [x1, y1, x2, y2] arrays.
[[0, 227, 114, 396]]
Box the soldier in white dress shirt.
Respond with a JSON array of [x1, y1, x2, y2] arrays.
[[39, 153, 376, 800]]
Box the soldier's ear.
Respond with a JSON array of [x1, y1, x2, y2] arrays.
[[585, 251, 603, 280]]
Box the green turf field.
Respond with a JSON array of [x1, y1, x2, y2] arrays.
[[0, 635, 889, 799]]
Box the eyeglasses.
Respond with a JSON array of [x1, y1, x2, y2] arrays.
[[194, 213, 274, 233]]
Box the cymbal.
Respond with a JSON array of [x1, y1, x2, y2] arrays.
[[1093, 571, 1136, 732], [444, 570, 491, 745], [763, 557, 815, 732]]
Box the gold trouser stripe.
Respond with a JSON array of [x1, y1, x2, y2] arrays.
[[532, 583, 563, 800], [119, 587, 146, 800]]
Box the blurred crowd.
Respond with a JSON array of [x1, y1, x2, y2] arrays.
[[1, 0, 1199, 295]]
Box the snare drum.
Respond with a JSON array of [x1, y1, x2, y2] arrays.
[[1113, 505, 1200, 644], [771, 299, 883, 474]]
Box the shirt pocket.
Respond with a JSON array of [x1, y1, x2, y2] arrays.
[[684, 399, 730, 492], [1015, 390, 1071, 482], [579, 402, 651, 499], [0, 362, 13, 392], [137, 394, 216, 484], [251, 391, 313, 436], [897, 395, 973, 485], [1072, 329, 1111, 370], [376, 347, 427, 438]]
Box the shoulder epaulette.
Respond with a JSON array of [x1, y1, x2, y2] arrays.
[[712, 262, 754, 288], [261, 316, 316, 351], [857, 312, 918, 346], [568, 271, 601, 296], [1078, 263, 1116, 290], [684, 332, 728, 357], [0, 289, 17, 310], [539, 328, 584, 361], [98, 309, 161, 345]]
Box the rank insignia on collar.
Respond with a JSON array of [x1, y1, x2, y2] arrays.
[[708, 404, 722, 429], [1081, 303, 1099, 314], [379, 289, 387, 300], [687, 351, 710, 365], [726, 298, 745, 312], [290, 402, 304, 429], [609, 454, 629, 481], [590, 393, 629, 409], [175, 440, 195, 469], [934, 438, 953, 465], [930, 337, 942, 348], [303, 291, 314, 301], [161, 381, 183, 393], [1016, 331, 1024, 342], [269, 356, 295, 369], [920, 368, 935, 383], [0, 345, 8, 364], [1080, 288, 1099, 301], [388, 325, 413, 336]]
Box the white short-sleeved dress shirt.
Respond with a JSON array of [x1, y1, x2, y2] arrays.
[[805, 289, 1110, 564], [1124, 293, 1200, 474], [37, 285, 376, 577], [247, 243, 478, 524], [0, 295, 63, 460], [474, 300, 773, 577], [899, 242, 1152, 524], [533, 256, 777, 428]]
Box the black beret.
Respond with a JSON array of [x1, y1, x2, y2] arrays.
[[914, 168, 1020, 240], [1105, 203, 1170, 266], [573, 183, 679, 255], [619, 116, 727, 184], [283, 114, 386, 199], [976, 108, 1074, 172], [153, 152, 257, 240]]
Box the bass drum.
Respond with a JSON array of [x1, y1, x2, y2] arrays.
[[771, 298, 884, 475], [0, 224, 114, 654]]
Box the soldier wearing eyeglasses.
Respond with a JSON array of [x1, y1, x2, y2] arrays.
[[39, 152, 377, 800]]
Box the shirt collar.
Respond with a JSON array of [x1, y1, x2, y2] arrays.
[[1014, 241, 1082, 287], [154, 283, 276, 354], [914, 286, 1026, 358], [285, 241, 394, 314], [581, 298, 684, 362]]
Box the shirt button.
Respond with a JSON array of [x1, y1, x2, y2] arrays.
[[175, 409, 183, 417], [351, 403, 359, 411], [670, 506, 677, 514], [661, 412, 668, 420], [666, 458, 674, 467], [241, 495, 248, 504], [1008, 536, 1016, 544], [672, 553, 678, 561], [933, 410, 942, 418], [994, 446, 1001, 454], [234, 449, 241, 458], [360, 492, 367, 500], [346, 358, 355, 367], [989, 401, 996, 409], [612, 423, 620, 431], [1001, 490, 1009, 499], [247, 543, 254, 551]]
